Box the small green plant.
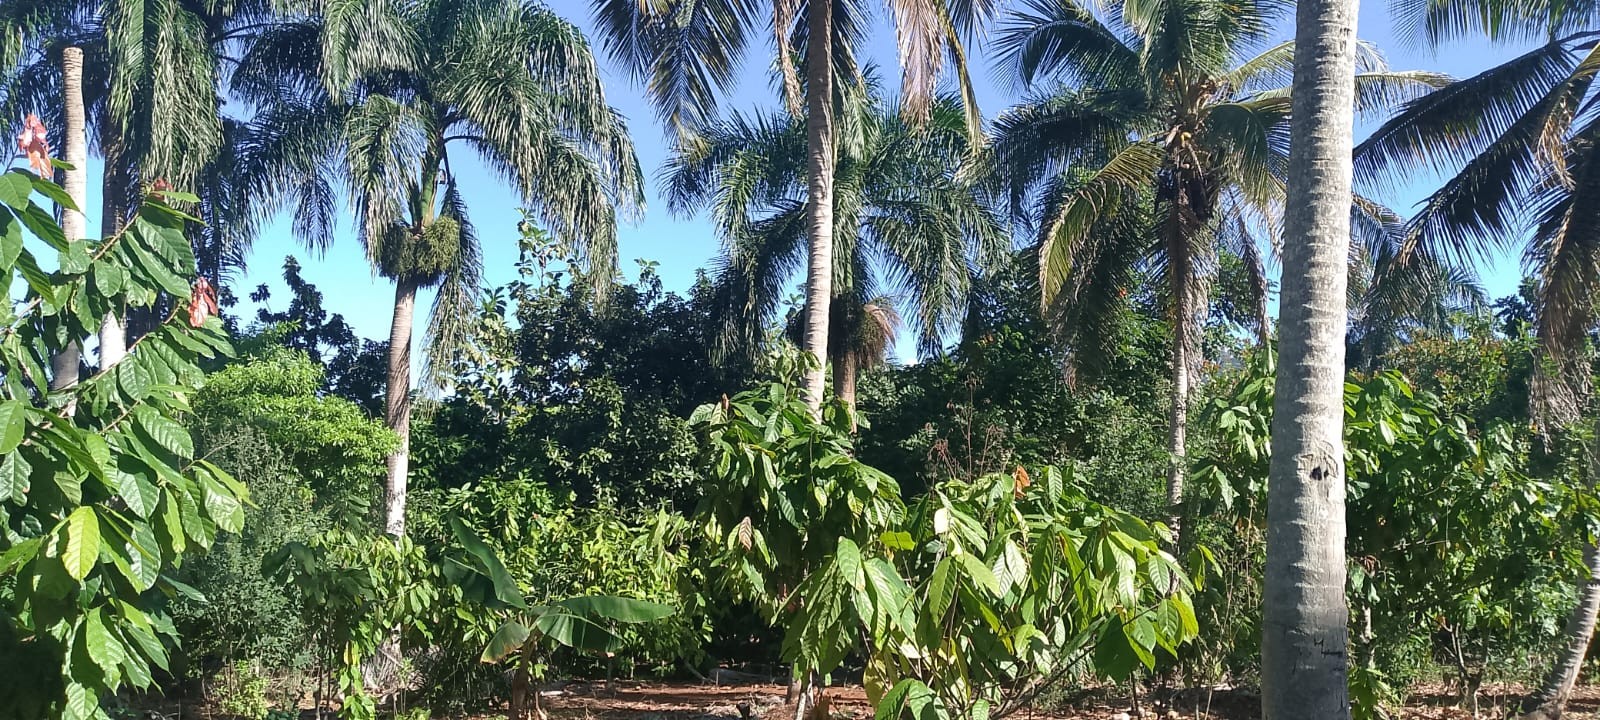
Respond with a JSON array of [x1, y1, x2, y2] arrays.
[[213, 661, 270, 720]]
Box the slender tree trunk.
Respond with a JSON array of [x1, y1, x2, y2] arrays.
[[50, 47, 88, 394], [1166, 289, 1192, 526], [1519, 414, 1600, 720], [99, 132, 127, 368], [833, 352, 857, 409], [799, 0, 836, 417], [1261, 0, 1359, 713], [1257, 292, 1273, 348], [383, 278, 418, 537]]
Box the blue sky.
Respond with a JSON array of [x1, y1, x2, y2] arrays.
[[225, 0, 1535, 361]]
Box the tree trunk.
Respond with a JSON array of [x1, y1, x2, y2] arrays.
[[50, 47, 89, 394], [383, 278, 418, 537], [1519, 415, 1600, 720], [799, 0, 836, 417], [1257, 291, 1273, 348], [833, 352, 857, 409], [99, 132, 128, 368], [1165, 283, 1193, 530], [1261, 0, 1359, 713]]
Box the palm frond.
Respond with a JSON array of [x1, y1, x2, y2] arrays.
[[1035, 141, 1163, 306], [993, 0, 1141, 89], [422, 178, 484, 387]]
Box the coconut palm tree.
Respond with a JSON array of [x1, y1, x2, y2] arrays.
[[238, 0, 644, 538], [1353, 2, 1600, 712], [663, 90, 1005, 408], [594, 0, 990, 416], [986, 0, 1446, 522], [1261, 0, 1360, 712]]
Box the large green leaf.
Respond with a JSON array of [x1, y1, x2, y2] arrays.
[[199, 471, 244, 533], [0, 400, 27, 453], [0, 450, 30, 503], [61, 506, 100, 581], [479, 621, 532, 663], [0, 173, 30, 209], [449, 516, 526, 609], [0, 211, 20, 272], [84, 608, 125, 681], [552, 596, 674, 623], [133, 405, 194, 459], [531, 610, 622, 653]]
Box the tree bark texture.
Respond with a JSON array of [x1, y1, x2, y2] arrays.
[[50, 47, 89, 393], [1261, 0, 1359, 714], [383, 278, 418, 537], [800, 0, 836, 417]]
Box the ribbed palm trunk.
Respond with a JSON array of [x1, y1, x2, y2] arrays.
[[383, 277, 418, 537], [1166, 273, 1195, 528], [1261, 0, 1359, 713], [50, 47, 88, 394], [799, 0, 836, 418], [1519, 411, 1600, 720]]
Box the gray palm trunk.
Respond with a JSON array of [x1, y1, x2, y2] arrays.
[[50, 47, 88, 394], [383, 277, 418, 538], [1519, 411, 1600, 720], [1166, 272, 1202, 532], [799, 0, 836, 417], [1260, 0, 1359, 714]]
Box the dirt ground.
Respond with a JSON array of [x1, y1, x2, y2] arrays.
[[537, 680, 1600, 720]]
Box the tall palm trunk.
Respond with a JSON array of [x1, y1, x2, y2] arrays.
[[1519, 409, 1600, 720], [1261, 0, 1359, 713], [383, 277, 418, 537], [800, 0, 836, 417], [50, 47, 88, 394], [1166, 273, 1195, 527]]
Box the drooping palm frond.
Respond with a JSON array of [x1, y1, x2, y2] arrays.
[[677, 90, 999, 361], [591, 0, 761, 137], [1033, 141, 1163, 305], [422, 177, 483, 384], [983, 87, 1153, 221], [1354, 36, 1584, 192], [992, 0, 1142, 90], [1390, 0, 1573, 48], [1346, 195, 1487, 364]]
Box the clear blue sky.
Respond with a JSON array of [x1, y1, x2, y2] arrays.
[[227, 0, 1534, 362]]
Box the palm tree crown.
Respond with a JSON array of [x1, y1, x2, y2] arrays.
[[241, 0, 644, 373], [664, 88, 1005, 395], [988, 0, 1445, 515]]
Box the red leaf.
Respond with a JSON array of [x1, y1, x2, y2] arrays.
[[188, 277, 218, 328], [15, 114, 51, 177]]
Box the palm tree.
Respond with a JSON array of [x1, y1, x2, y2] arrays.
[[1, 0, 272, 360], [987, 0, 1446, 522], [1345, 200, 1488, 368], [48, 45, 89, 394], [1260, 0, 1360, 712], [240, 0, 644, 537], [663, 90, 1005, 408], [1353, 3, 1600, 713], [593, 0, 990, 416]]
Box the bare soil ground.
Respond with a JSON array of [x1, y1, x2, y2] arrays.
[[536, 681, 1600, 720]]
